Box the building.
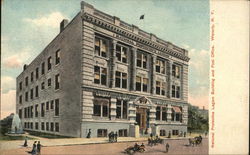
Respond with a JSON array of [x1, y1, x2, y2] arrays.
[[16, 1, 190, 138]]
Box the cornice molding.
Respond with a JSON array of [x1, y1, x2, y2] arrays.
[[82, 13, 190, 62]]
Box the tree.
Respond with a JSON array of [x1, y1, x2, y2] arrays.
[[188, 104, 208, 132], [0, 113, 14, 136]]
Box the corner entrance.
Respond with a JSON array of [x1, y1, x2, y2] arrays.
[[136, 107, 149, 133]]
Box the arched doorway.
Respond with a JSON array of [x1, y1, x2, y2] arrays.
[[134, 96, 153, 134]]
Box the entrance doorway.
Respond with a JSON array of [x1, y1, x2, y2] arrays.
[[136, 107, 148, 132]]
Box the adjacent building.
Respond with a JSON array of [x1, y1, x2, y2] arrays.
[[16, 1, 190, 138]]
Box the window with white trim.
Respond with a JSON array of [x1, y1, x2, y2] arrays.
[[94, 66, 107, 86], [137, 52, 147, 69], [156, 59, 165, 74], [116, 45, 127, 63], [95, 37, 107, 58], [115, 71, 127, 89], [116, 99, 128, 119]]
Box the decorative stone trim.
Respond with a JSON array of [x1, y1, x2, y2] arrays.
[[81, 13, 190, 62]]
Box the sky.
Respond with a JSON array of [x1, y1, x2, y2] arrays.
[[1, 0, 210, 119]]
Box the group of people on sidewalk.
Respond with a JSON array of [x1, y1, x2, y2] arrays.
[[23, 137, 42, 155]]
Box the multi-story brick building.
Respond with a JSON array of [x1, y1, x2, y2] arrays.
[[16, 1, 190, 138]]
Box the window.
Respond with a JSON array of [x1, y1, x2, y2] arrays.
[[19, 109, 22, 119], [35, 122, 39, 130], [116, 100, 127, 119], [171, 106, 182, 122], [116, 45, 127, 63], [50, 100, 54, 109], [19, 95, 22, 104], [119, 129, 128, 137], [94, 66, 107, 86], [35, 105, 39, 117], [47, 57, 52, 71], [143, 78, 148, 92], [24, 108, 27, 118], [172, 64, 180, 78], [30, 122, 33, 129], [41, 82, 45, 90], [27, 122, 30, 128], [30, 89, 33, 100], [172, 85, 175, 98], [35, 86, 39, 97], [160, 130, 166, 136], [136, 76, 148, 92], [55, 99, 59, 116], [36, 67, 39, 79], [97, 129, 108, 137], [172, 130, 179, 135], [31, 106, 33, 118], [55, 74, 60, 89], [48, 78, 51, 87], [25, 77, 28, 86], [50, 122, 54, 131], [56, 50, 60, 65], [172, 85, 180, 98], [162, 107, 167, 121], [95, 37, 107, 57], [41, 122, 45, 130], [46, 101, 49, 110], [156, 81, 166, 96], [46, 122, 49, 131], [41, 103, 45, 117], [19, 82, 22, 90], [115, 71, 127, 89], [25, 92, 28, 102], [176, 86, 180, 98], [136, 76, 142, 91], [31, 72, 34, 82], [41, 62, 45, 75], [93, 97, 109, 117], [156, 59, 166, 74], [27, 107, 30, 118], [55, 123, 59, 132], [137, 52, 147, 69], [156, 106, 167, 121], [156, 106, 161, 120]]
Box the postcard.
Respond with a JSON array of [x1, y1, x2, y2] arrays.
[[1, 0, 249, 154]]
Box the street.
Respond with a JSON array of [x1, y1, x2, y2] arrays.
[[1, 138, 208, 155]]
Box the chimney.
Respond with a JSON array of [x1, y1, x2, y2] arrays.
[[23, 64, 27, 71], [60, 19, 69, 32]]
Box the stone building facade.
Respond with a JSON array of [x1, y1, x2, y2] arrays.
[[16, 1, 189, 138]]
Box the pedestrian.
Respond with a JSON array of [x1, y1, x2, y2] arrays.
[[189, 131, 192, 136], [23, 136, 28, 147], [168, 131, 171, 138], [184, 132, 186, 137], [114, 131, 118, 142], [165, 143, 169, 153], [150, 133, 153, 138], [31, 141, 37, 155], [86, 129, 91, 138], [205, 132, 207, 137], [37, 141, 41, 155]]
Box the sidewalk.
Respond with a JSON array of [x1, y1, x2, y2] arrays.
[[0, 134, 207, 151]]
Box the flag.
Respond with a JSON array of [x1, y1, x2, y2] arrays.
[[140, 15, 144, 20]]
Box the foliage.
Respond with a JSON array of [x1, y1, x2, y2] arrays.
[[0, 113, 14, 136], [187, 104, 208, 132]]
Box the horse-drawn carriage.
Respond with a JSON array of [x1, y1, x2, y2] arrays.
[[148, 136, 164, 146], [124, 143, 145, 155], [189, 136, 202, 146]]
